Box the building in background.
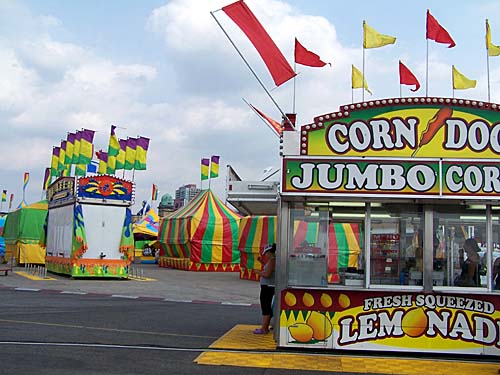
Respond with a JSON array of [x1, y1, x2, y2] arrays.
[[158, 193, 174, 217], [174, 184, 200, 210]]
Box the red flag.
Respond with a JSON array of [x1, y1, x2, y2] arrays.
[[222, 0, 296, 86], [294, 38, 328, 67], [399, 61, 420, 92], [250, 104, 282, 135], [426, 10, 455, 48]]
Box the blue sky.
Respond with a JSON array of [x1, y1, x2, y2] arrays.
[[1, 0, 499, 212]]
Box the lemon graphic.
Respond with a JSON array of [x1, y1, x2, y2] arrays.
[[302, 292, 315, 307], [402, 308, 427, 337], [338, 293, 350, 309], [320, 293, 333, 308], [288, 323, 314, 343], [306, 311, 333, 341], [284, 291, 297, 307]]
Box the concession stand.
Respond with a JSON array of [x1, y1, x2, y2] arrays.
[[276, 97, 500, 356]]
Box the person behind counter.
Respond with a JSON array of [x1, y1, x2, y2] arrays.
[[253, 243, 276, 335], [455, 238, 481, 287]]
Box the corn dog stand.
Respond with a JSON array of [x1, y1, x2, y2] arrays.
[[276, 97, 500, 356]]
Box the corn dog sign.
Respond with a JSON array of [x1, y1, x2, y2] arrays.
[[302, 98, 500, 159], [285, 98, 500, 198]]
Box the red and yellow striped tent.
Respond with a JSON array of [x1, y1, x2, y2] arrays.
[[158, 189, 242, 272], [238, 216, 362, 282], [238, 215, 277, 281]]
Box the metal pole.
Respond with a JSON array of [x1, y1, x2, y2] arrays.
[[242, 98, 281, 138], [426, 39, 429, 97], [210, 11, 295, 130], [487, 20, 491, 102], [293, 61, 297, 114], [362, 46, 366, 102]]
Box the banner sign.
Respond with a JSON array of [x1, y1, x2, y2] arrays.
[[283, 157, 500, 199], [47, 177, 76, 207], [302, 99, 500, 159], [279, 288, 500, 355], [78, 175, 133, 202]]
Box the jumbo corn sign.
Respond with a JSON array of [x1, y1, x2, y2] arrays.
[[279, 289, 500, 355], [283, 98, 500, 199]]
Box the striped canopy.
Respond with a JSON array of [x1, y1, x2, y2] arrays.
[[237, 216, 362, 282], [238, 216, 277, 278], [0, 216, 5, 257], [158, 190, 242, 266], [133, 207, 159, 237]]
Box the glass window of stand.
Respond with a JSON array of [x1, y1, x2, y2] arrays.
[[287, 202, 365, 288], [433, 204, 487, 288], [369, 203, 424, 287]]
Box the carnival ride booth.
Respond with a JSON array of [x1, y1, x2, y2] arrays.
[[276, 98, 500, 356], [158, 189, 242, 272], [133, 207, 160, 264], [45, 176, 134, 278], [3, 200, 47, 264]]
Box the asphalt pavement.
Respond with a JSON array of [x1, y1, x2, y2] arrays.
[[0, 263, 260, 305]]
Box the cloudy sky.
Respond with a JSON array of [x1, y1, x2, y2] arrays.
[[1, 0, 499, 212]]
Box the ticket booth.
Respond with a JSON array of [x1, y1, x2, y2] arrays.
[[276, 98, 500, 356]]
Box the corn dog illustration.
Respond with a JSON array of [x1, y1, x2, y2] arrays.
[[412, 107, 453, 157]]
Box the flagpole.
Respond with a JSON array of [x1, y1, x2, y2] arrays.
[[362, 48, 366, 102], [293, 61, 297, 114], [452, 66, 455, 99], [242, 98, 281, 138], [426, 39, 429, 97], [487, 19, 491, 102], [210, 10, 295, 130]]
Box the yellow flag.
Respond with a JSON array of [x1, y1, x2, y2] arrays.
[[363, 21, 396, 49], [452, 65, 476, 90], [352, 65, 372, 94], [486, 19, 500, 56]]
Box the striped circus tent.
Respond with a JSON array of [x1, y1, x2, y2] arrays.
[[158, 189, 242, 272], [238, 215, 277, 281], [293, 220, 362, 283], [238, 216, 362, 282]]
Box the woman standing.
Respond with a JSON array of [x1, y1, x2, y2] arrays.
[[254, 243, 276, 334]]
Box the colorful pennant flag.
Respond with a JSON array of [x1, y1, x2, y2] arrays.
[[65, 132, 75, 165], [201, 158, 210, 181], [426, 10, 455, 48], [96, 150, 108, 174], [210, 155, 220, 178], [363, 21, 396, 49], [78, 129, 95, 165], [72, 131, 81, 164], [221, 0, 296, 86], [51, 147, 60, 177], [250, 103, 282, 135], [8, 193, 13, 210], [486, 19, 500, 57], [352, 65, 372, 94], [452, 65, 476, 90], [116, 139, 127, 170], [43, 167, 51, 190], [399, 61, 421, 92], [124, 138, 137, 170], [59, 140, 67, 172], [23, 172, 29, 191], [152, 184, 158, 201], [294, 38, 328, 67], [107, 125, 120, 174], [75, 164, 87, 176], [135, 136, 150, 171], [1, 190, 6, 202]]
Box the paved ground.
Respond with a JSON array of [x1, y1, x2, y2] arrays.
[[0, 264, 259, 305]]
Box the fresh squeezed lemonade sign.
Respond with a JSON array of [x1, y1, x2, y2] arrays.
[[284, 99, 500, 198], [280, 289, 500, 354]]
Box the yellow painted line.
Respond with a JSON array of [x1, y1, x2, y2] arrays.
[[209, 324, 276, 351], [196, 324, 500, 374], [127, 276, 156, 282], [15, 271, 56, 281]]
